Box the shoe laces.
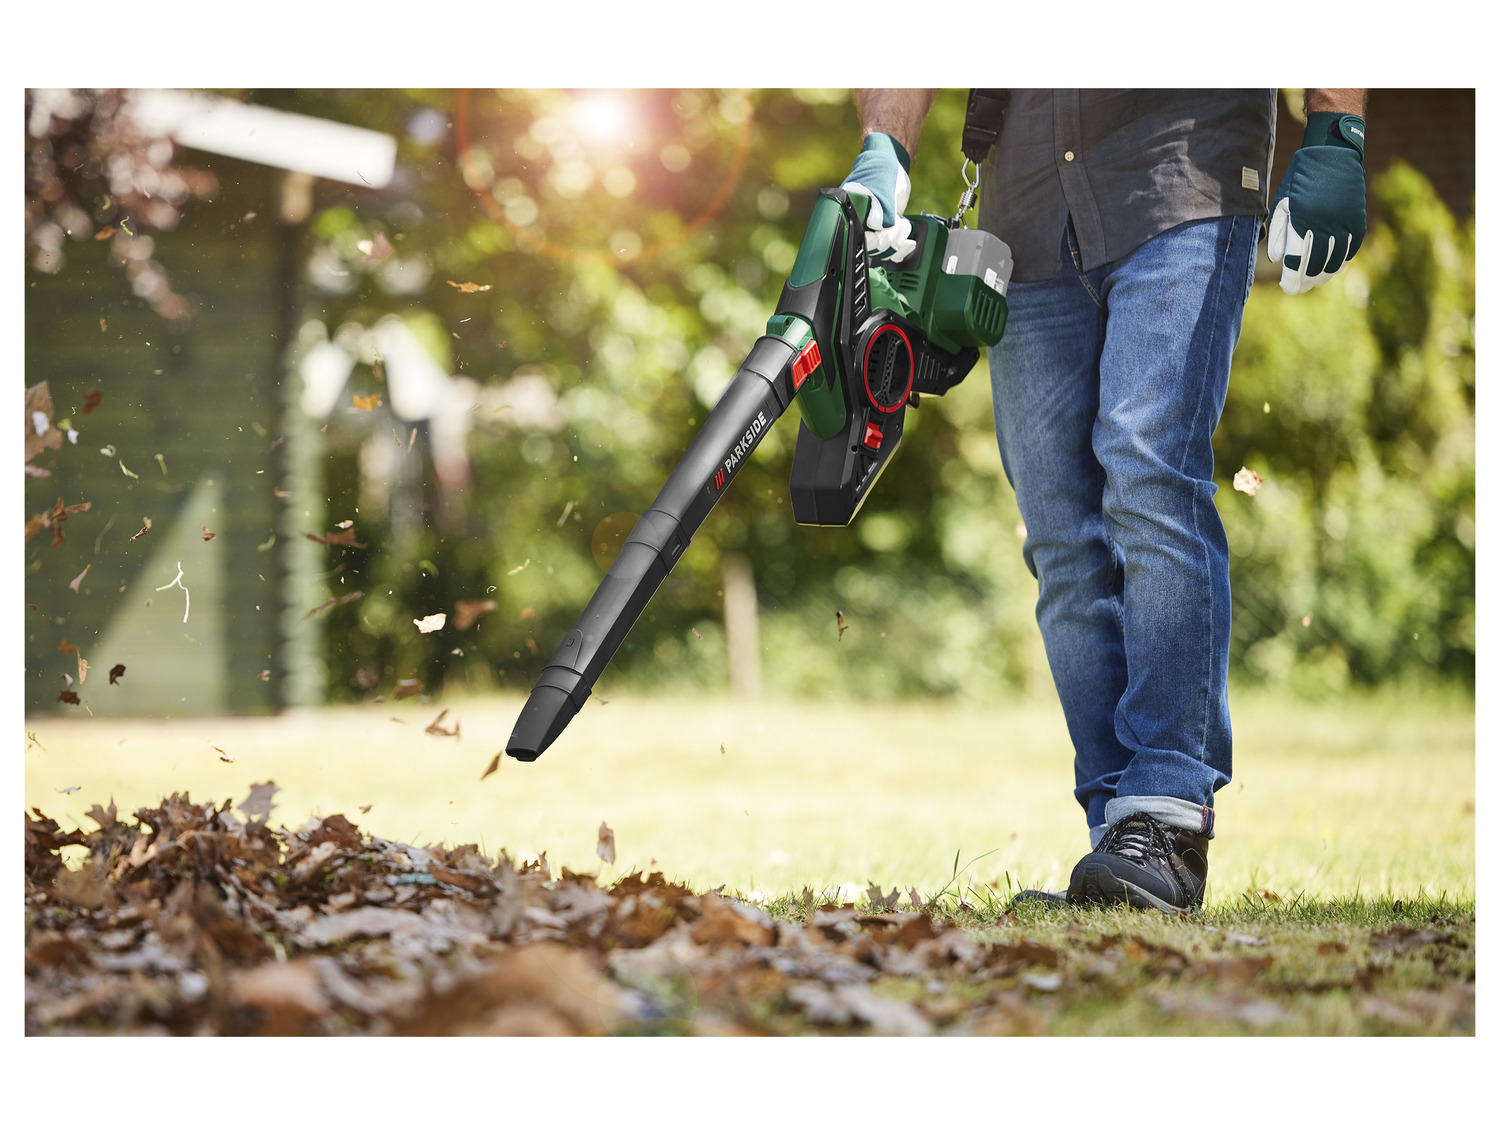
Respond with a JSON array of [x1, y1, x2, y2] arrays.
[[1097, 814, 1176, 861]]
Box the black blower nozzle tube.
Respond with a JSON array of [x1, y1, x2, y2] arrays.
[[505, 336, 798, 761]]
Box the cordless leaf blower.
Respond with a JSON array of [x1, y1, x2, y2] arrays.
[[503, 187, 1013, 762]]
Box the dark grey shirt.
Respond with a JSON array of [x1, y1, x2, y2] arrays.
[[976, 89, 1278, 282]]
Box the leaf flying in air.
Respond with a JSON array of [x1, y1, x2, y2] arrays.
[[1233, 467, 1266, 496], [597, 822, 617, 865], [453, 599, 498, 631]]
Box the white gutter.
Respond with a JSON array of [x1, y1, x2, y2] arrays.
[[126, 89, 396, 188]]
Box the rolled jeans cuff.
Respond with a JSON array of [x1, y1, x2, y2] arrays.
[[1105, 796, 1215, 840]]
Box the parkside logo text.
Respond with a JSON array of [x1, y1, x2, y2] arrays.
[[713, 411, 769, 491]]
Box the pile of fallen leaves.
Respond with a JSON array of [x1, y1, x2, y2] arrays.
[[25, 786, 1475, 1036], [23, 784, 1063, 1035]]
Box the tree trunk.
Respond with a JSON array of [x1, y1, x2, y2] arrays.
[[721, 552, 762, 701]]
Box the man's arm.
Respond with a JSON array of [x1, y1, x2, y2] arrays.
[[1305, 88, 1367, 116], [855, 89, 937, 158]]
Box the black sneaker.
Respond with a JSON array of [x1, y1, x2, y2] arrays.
[[1067, 813, 1210, 914]]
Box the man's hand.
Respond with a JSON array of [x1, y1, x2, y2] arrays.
[[1268, 90, 1368, 295], [845, 89, 935, 264], [842, 132, 914, 262]]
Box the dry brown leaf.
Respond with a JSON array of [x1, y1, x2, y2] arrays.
[[307, 814, 362, 850], [56, 690, 81, 705], [837, 610, 847, 640], [597, 822, 616, 865], [230, 960, 329, 1035], [480, 753, 501, 781], [425, 709, 460, 737], [58, 639, 78, 655], [393, 679, 423, 700], [77, 655, 89, 685], [300, 591, 364, 621], [447, 280, 492, 293], [691, 895, 775, 947], [453, 599, 498, 631], [202, 526, 216, 541], [352, 394, 382, 411], [304, 528, 368, 548], [25, 383, 63, 463], [108, 664, 126, 685], [239, 781, 281, 827], [27, 496, 92, 546], [129, 517, 152, 541], [357, 231, 393, 261]]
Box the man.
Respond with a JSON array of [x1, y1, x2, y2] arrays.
[[842, 89, 1368, 911]]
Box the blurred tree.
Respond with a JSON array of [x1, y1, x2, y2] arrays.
[[1216, 161, 1474, 694]]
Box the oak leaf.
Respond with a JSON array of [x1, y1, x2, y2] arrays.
[[239, 782, 281, 827]]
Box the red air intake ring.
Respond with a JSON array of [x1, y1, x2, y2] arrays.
[[862, 324, 914, 413]]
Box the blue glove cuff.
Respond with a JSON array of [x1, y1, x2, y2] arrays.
[[861, 131, 912, 174], [1302, 112, 1365, 163]]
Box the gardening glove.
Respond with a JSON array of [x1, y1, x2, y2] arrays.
[[842, 132, 915, 263], [1267, 111, 1367, 295]]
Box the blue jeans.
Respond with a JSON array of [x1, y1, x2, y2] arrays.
[[990, 214, 1260, 848]]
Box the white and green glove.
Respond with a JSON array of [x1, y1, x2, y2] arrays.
[[842, 132, 915, 263], [1267, 111, 1367, 294]]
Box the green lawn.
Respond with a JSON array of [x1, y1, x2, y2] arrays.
[[24, 686, 1473, 907]]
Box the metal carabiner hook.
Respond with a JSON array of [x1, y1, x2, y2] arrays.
[[949, 157, 981, 227]]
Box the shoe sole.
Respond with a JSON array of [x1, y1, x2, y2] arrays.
[[1068, 862, 1195, 915]]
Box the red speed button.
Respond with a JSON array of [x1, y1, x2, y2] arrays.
[[792, 340, 822, 390], [862, 421, 883, 450]]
